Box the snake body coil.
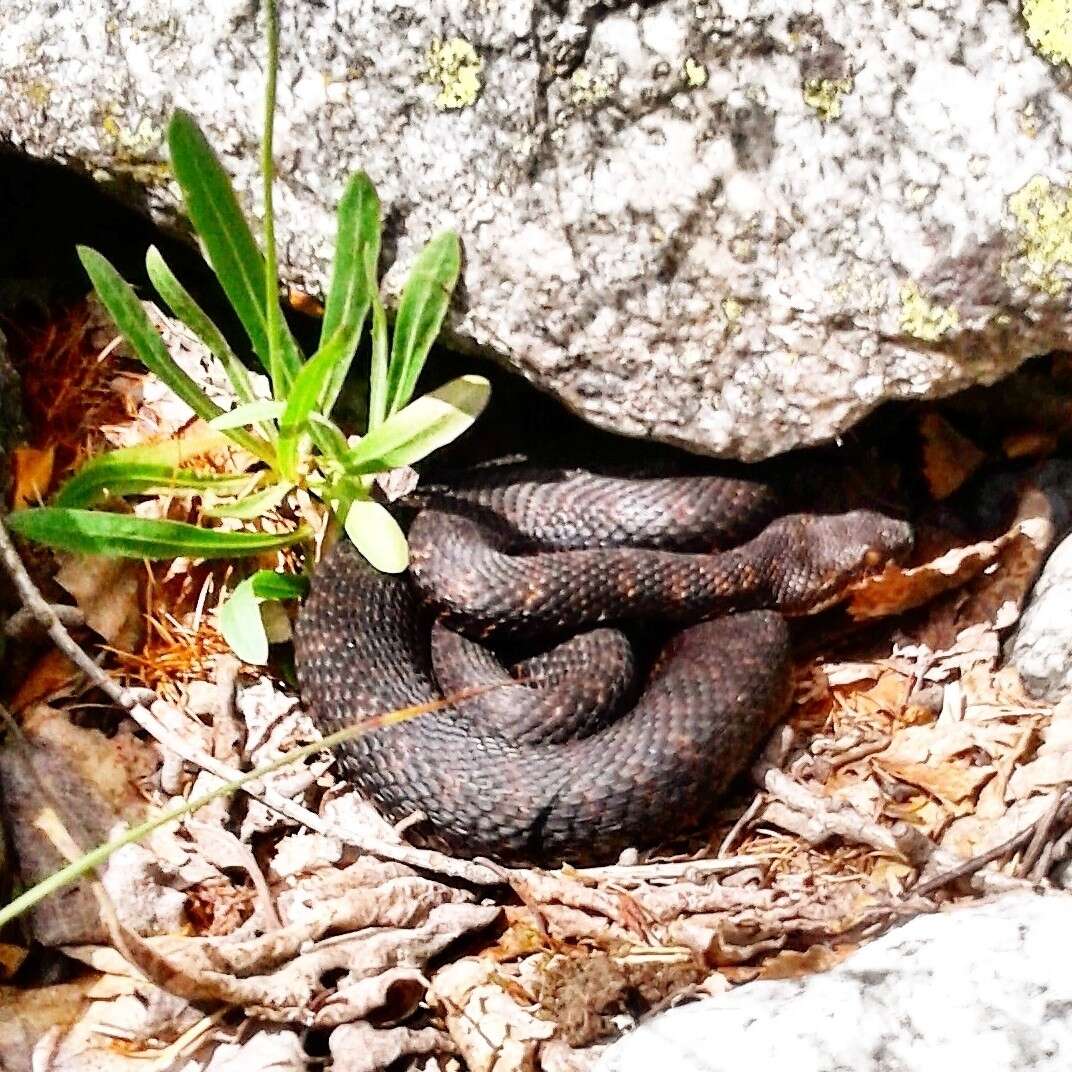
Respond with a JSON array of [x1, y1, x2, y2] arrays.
[[294, 468, 912, 864]]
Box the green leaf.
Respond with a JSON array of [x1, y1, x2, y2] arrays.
[[7, 508, 310, 559], [209, 399, 286, 430], [53, 428, 239, 508], [79, 246, 221, 422], [77, 246, 273, 465], [219, 576, 269, 664], [384, 231, 460, 417], [277, 326, 358, 482], [344, 375, 490, 475], [367, 264, 389, 431], [200, 481, 294, 519], [145, 246, 258, 407], [249, 570, 308, 600], [319, 173, 381, 415], [308, 412, 351, 464], [343, 498, 409, 573], [54, 462, 253, 509], [167, 110, 303, 391], [219, 569, 307, 665]]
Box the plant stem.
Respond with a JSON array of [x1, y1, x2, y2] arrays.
[[367, 270, 389, 431], [262, 0, 286, 398]]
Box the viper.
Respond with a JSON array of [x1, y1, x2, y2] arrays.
[[294, 467, 912, 865]]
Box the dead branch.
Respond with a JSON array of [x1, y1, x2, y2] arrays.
[[755, 764, 936, 865], [913, 786, 1072, 898], [565, 855, 764, 887]]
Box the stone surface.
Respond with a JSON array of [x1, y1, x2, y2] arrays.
[[596, 893, 1072, 1072], [1, 3, 1071, 458], [1007, 460, 1072, 701], [1008, 532, 1072, 700]]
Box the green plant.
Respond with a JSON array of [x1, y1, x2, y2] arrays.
[[6, 3, 489, 663]]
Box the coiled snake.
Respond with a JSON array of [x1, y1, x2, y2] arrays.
[[294, 467, 912, 865]]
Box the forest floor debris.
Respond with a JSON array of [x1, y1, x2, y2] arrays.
[[2, 302, 1072, 1071]]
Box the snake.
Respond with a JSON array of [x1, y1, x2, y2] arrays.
[[293, 466, 913, 865]]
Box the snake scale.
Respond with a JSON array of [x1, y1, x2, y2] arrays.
[[294, 467, 913, 865]]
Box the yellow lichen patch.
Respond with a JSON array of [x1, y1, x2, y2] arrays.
[[570, 68, 612, 106], [721, 297, 743, 325], [424, 37, 483, 110], [1005, 174, 1072, 296], [1022, 0, 1072, 66], [682, 57, 708, 88], [24, 80, 51, 108], [802, 76, 852, 121], [100, 107, 163, 158], [899, 281, 960, 341]]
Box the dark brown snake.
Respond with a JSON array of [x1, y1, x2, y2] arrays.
[[294, 468, 913, 865]]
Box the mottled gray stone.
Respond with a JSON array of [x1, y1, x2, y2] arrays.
[[1009, 532, 1072, 701], [1007, 460, 1072, 701], [1, 2, 1071, 457], [597, 893, 1072, 1072]]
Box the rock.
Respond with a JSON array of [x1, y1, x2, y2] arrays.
[[1008, 535, 1072, 700], [1, 4, 1071, 458], [596, 893, 1072, 1072], [1007, 460, 1072, 701]]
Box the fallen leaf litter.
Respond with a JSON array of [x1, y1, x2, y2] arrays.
[[2, 300, 1072, 1071]]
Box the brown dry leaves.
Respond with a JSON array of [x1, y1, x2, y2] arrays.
[[7, 496, 1067, 1072], [5, 302, 1072, 1071], [416, 473, 1072, 1071]]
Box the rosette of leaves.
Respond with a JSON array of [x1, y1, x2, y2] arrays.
[[7, 106, 489, 664]]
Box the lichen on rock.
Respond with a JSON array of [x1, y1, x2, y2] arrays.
[[802, 76, 852, 121], [1005, 174, 1072, 298], [899, 281, 960, 342], [423, 37, 483, 111], [2, 1, 1071, 460], [1022, 0, 1072, 66]]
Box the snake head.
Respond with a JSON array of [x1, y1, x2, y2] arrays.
[[774, 509, 914, 614]]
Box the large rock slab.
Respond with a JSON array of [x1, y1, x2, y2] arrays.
[[1008, 538, 1072, 701], [1006, 460, 1072, 701], [597, 893, 1072, 1072], [1, 2, 1071, 458]]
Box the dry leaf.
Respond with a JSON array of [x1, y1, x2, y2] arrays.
[[920, 413, 985, 500], [849, 515, 1051, 620], [56, 553, 143, 649], [938, 796, 1052, 863], [329, 1022, 449, 1072], [198, 1027, 307, 1071], [1003, 431, 1056, 459], [873, 759, 994, 812], [66, 903, 500, 1021], [430, 958, 555, 1072], [11, 445, 55, 508], [755, 942, 849, 980], [0, 978, 125, 1072], [25, 975, 201, 1072], [1007, 717, 1072, 798], [0, 944, 27, 981], [8, 649, 82, 713]]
